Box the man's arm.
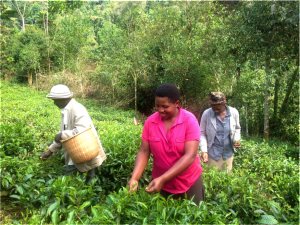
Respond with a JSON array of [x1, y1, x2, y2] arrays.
[[61, 107, 92, 141], [40, 130, 62, 160]]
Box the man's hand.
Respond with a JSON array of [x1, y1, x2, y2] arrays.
[[40, 150, 53, 161], [234, 141, 242, 148], [127, 179, 139, 193], [200, 152, 208, 163], [145, 177, 164, 194], [55, 133, 62, 143]]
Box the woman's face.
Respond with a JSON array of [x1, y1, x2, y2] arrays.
[[211, 102, 226, 115], [155, 96, 179, 120]]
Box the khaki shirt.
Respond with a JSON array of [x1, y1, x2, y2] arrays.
[[49, 99, 106, 172]]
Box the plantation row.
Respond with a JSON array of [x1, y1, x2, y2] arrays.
[[0, 82, 299, 224]]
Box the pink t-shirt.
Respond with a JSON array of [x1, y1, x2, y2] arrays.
[[142, 107, 202, 194]]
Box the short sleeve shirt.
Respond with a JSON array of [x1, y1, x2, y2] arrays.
[[142, 107, 202, 194]]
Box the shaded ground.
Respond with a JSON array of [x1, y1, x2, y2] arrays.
[[0, 196, 26, 224]]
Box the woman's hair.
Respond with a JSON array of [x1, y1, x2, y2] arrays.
[[155, 83, 180, 103]]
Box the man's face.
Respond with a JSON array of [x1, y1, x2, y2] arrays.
[[211, 102, 226, 115], [53, 98, 71, 109]]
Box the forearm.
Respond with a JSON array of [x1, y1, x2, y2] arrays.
[[131, 150, 150, 181], [160, 153, 196, 183], [199, 135, 208, 153], [49, 141, 62, 153], [199, 113, 208, 153]]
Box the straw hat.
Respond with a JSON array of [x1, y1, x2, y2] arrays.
[[46, 84, 73, 99]]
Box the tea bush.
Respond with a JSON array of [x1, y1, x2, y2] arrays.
[[1, 82, 299, 224], [0, 121, 37, 156], [96, 121, 153, 193]]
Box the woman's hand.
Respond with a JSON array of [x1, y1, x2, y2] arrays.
[[200, 152, 208, 162], [127, 179, 139, 192], [145, 177, 164, 194], [39, 150, 53, 160], [127, 140, 150, 193], [234, 141, 242, 148]]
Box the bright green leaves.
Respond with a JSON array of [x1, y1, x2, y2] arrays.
[[79, 201, 91, 211], [51, 209, 58, 224], [256, 215, 278, 224], [47, 200, 60, 216], [17, 185, 24, 195]]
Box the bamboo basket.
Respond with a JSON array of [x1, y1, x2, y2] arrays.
[[61, 127, 99, 164]]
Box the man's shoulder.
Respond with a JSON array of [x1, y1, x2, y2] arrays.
[[71, 100, 89, 113]]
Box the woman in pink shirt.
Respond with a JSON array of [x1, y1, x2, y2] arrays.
[[128, 83, 204, 204]]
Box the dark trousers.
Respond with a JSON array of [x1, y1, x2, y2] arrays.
[[65, 165, 95, 185], [160, 175, 205, 205]]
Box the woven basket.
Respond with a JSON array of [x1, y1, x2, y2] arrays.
[[61, 127, 99, 164]]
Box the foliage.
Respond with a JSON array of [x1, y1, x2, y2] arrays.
[[0, 122, 37, 156], [0, 83, 298, 224], [1, 1, 298, 143]]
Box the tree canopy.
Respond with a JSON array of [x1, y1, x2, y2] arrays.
[[1, 0, 298, 144]]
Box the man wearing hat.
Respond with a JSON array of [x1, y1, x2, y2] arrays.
[[199, 92, 241, 173], [40, 84, 106, 184]]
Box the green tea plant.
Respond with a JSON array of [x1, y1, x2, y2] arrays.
[[1, 82, 299, 224], [0, 122, 37, 156], [95, 120, 153, 192]]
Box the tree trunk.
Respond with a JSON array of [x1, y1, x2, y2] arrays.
[[134, 74, 137, 113], [22, 16, 25, 32], [263, 58, 271, 140], [28, 70, 32, 87], [63, 50, 65, 74], [279, 64, 299, 117], [48, 48, 50, 74], [246, 104, 249, 137], [42, 2, 46, 36], [273, 75, 280, 122], [14, 1, 26, 32], [36, 70, 38, 91], [46, 0, 49, 35]]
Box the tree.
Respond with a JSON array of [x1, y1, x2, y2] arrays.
[[7, 26, 47, 85], [229, 1, 299, 140]]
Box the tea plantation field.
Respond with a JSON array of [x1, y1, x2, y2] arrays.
[[1, 82, 299, 224]]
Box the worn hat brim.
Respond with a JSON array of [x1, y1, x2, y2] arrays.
[[46, 92, 73, 99]]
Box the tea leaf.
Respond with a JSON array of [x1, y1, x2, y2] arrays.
[[51, 209, 58, 224], [9, 195, 20, 199], [79, 201, 91, 211], [67, 210, 75, 224], [24, 174, 34, 181], [137, 202, 148, 210], [47, 201, 60, 216], [17, 185, 24, 195], [254, 209, 265, 214], [91, 206, 100, 218], [255, 215, 278, 224]]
